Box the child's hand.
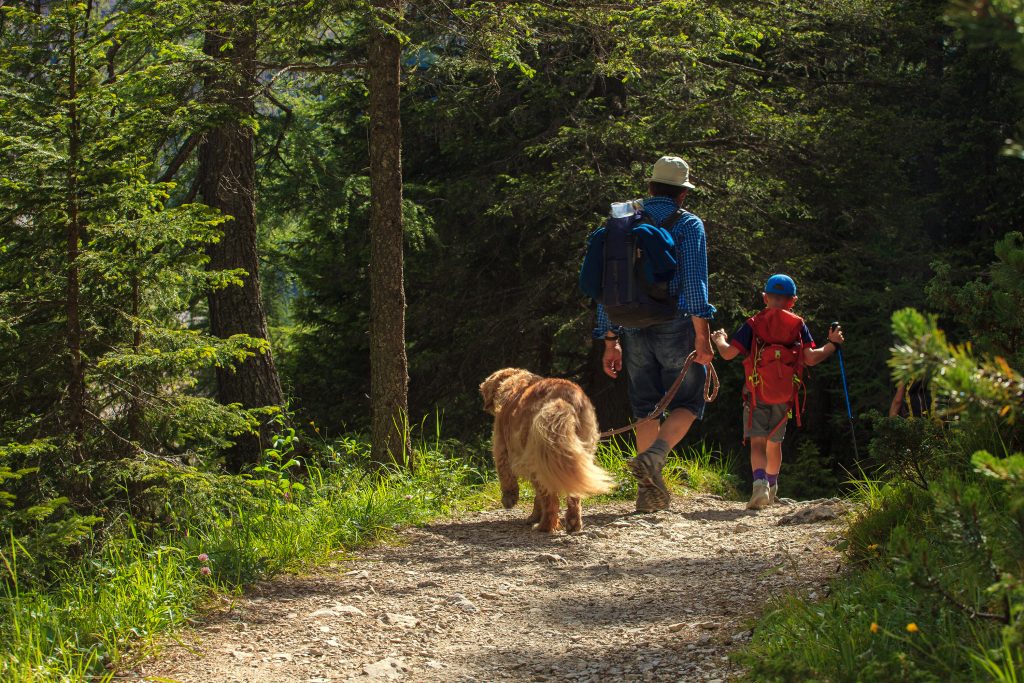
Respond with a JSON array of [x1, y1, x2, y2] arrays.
[[828, 324, 845, 345], [711, 328, 728, 346]]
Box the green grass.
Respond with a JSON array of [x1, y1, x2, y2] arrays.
[[594, 436, 740, 501], [737, 467, 1023, 682], [0, 434, 491, 682], [0, 428, 740, 682]]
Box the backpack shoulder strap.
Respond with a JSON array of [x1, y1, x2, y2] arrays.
[[639, 207, 685, 231]]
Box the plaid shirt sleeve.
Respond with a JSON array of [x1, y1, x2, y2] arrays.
[[593, 304, 611, 339], [672, 214, 716, 319]]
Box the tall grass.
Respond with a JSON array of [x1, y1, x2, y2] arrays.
[[0, 433, 490, 682], [594, 437, 739, 500]]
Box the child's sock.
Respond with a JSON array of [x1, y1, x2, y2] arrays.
[[753, 468, 767, 481], [766, 473, 779, 486]]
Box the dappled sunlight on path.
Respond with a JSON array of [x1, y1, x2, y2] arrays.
[[138, 494, 843, 682]]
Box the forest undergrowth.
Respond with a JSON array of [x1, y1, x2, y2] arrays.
[[0, 419, 735, 682]]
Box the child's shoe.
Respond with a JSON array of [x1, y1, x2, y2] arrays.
[[768, 483, 779, 505], [746, 479, 770, 510]]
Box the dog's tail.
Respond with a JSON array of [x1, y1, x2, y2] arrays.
[[527, 397, 615, 497]]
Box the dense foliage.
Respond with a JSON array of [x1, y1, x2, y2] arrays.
[[0, 0, 1022, 679]]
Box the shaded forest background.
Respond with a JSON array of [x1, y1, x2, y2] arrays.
[[2, 0, 1023, 494], [2, 0, 1024, 679]]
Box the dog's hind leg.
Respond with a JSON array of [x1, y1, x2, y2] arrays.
[[524, 479, 543, 524], [534, 488, 562, 533], [565, 496, 583, 533], [492, 431, 519, 509]]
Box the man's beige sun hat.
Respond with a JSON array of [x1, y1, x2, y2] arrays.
[[648, 155, 695, 189]]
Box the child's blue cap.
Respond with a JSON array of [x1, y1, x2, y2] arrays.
[[764, 274, 797, 297]]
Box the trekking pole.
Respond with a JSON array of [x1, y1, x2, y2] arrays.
[[831, 322, 860, 459]]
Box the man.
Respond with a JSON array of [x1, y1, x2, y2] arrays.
[[594, 155, 715, 512]]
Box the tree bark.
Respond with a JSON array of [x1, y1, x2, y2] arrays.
[[199, 0, 284, 472], [368, 0, 411, 469]]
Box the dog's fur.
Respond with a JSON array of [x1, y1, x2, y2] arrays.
[[480, 368, 615, 533]]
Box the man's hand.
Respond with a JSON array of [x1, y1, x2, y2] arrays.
[[694, 337, 714, 365], [692, 316, 714, 365], [602, 342, 623, 379]]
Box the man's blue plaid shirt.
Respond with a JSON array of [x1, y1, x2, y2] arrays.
[[593, 196, 716, 339]]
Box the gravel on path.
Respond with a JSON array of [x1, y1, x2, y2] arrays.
[[135, 494, 844, 683]]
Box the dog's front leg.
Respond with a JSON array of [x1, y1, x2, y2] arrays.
[[492, 429, 519, 509]]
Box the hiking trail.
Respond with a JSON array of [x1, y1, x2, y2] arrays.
[[137, 494, 843, 683]]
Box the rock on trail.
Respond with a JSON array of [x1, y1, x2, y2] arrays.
[[134, 494, 843, 682]]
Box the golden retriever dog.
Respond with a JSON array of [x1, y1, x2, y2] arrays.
[[480, 368, 615, 533]]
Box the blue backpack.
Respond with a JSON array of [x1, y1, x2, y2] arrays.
[[579, 206, 682, 328]]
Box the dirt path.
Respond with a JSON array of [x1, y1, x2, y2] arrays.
[[137, 494, 843, 683]]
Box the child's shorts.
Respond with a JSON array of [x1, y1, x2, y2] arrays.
[[743, 402, 790, 443]]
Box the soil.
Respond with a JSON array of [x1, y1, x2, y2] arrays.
[[134, 494, 844, 683]]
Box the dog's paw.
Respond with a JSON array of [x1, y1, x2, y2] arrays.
[[564, 516, 583, 534], [533, 522, 562, 534], [501, 489, 519, 509]]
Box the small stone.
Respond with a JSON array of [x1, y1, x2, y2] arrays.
[[273, 652, 293, 661], [362, 657, 406, 680], [536, 553, 567, 564], [697, 622, 718, 630], [668, 623, 687, 633], [231, 651, 253, 660], [425, 660, 443, 669], [480, 592, 500, 600], [382, 613, 419, 627]]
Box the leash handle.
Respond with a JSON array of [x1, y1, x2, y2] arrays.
[[598, 351, 719, 440]]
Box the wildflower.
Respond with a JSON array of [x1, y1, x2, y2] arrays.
[[198, 553, 209, 563], [906, 623, 919, 633], [200, 566, 212, 576], [866, 544, 879, 551], [870, 622, 879, 633]]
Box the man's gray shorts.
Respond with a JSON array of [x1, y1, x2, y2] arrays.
[[743, 402, 790, 443]]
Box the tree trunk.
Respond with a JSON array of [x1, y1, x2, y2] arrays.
[[66, 10, 85, 460], [199, 0, 284, 472], [368, 0, 411, 469]]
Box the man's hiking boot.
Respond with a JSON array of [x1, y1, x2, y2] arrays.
[[768, 482, 779, 506], [635, 483, 670, 513], [628, 449, 670, 512], [746, 479, 770, 510]]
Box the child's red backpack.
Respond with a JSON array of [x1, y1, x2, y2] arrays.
[[742, 308, 807, 434]]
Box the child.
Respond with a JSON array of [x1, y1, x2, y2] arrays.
[[711, 274, 845, 509]]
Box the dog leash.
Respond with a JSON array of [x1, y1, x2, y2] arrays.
[[598, 351, 720, 439]]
